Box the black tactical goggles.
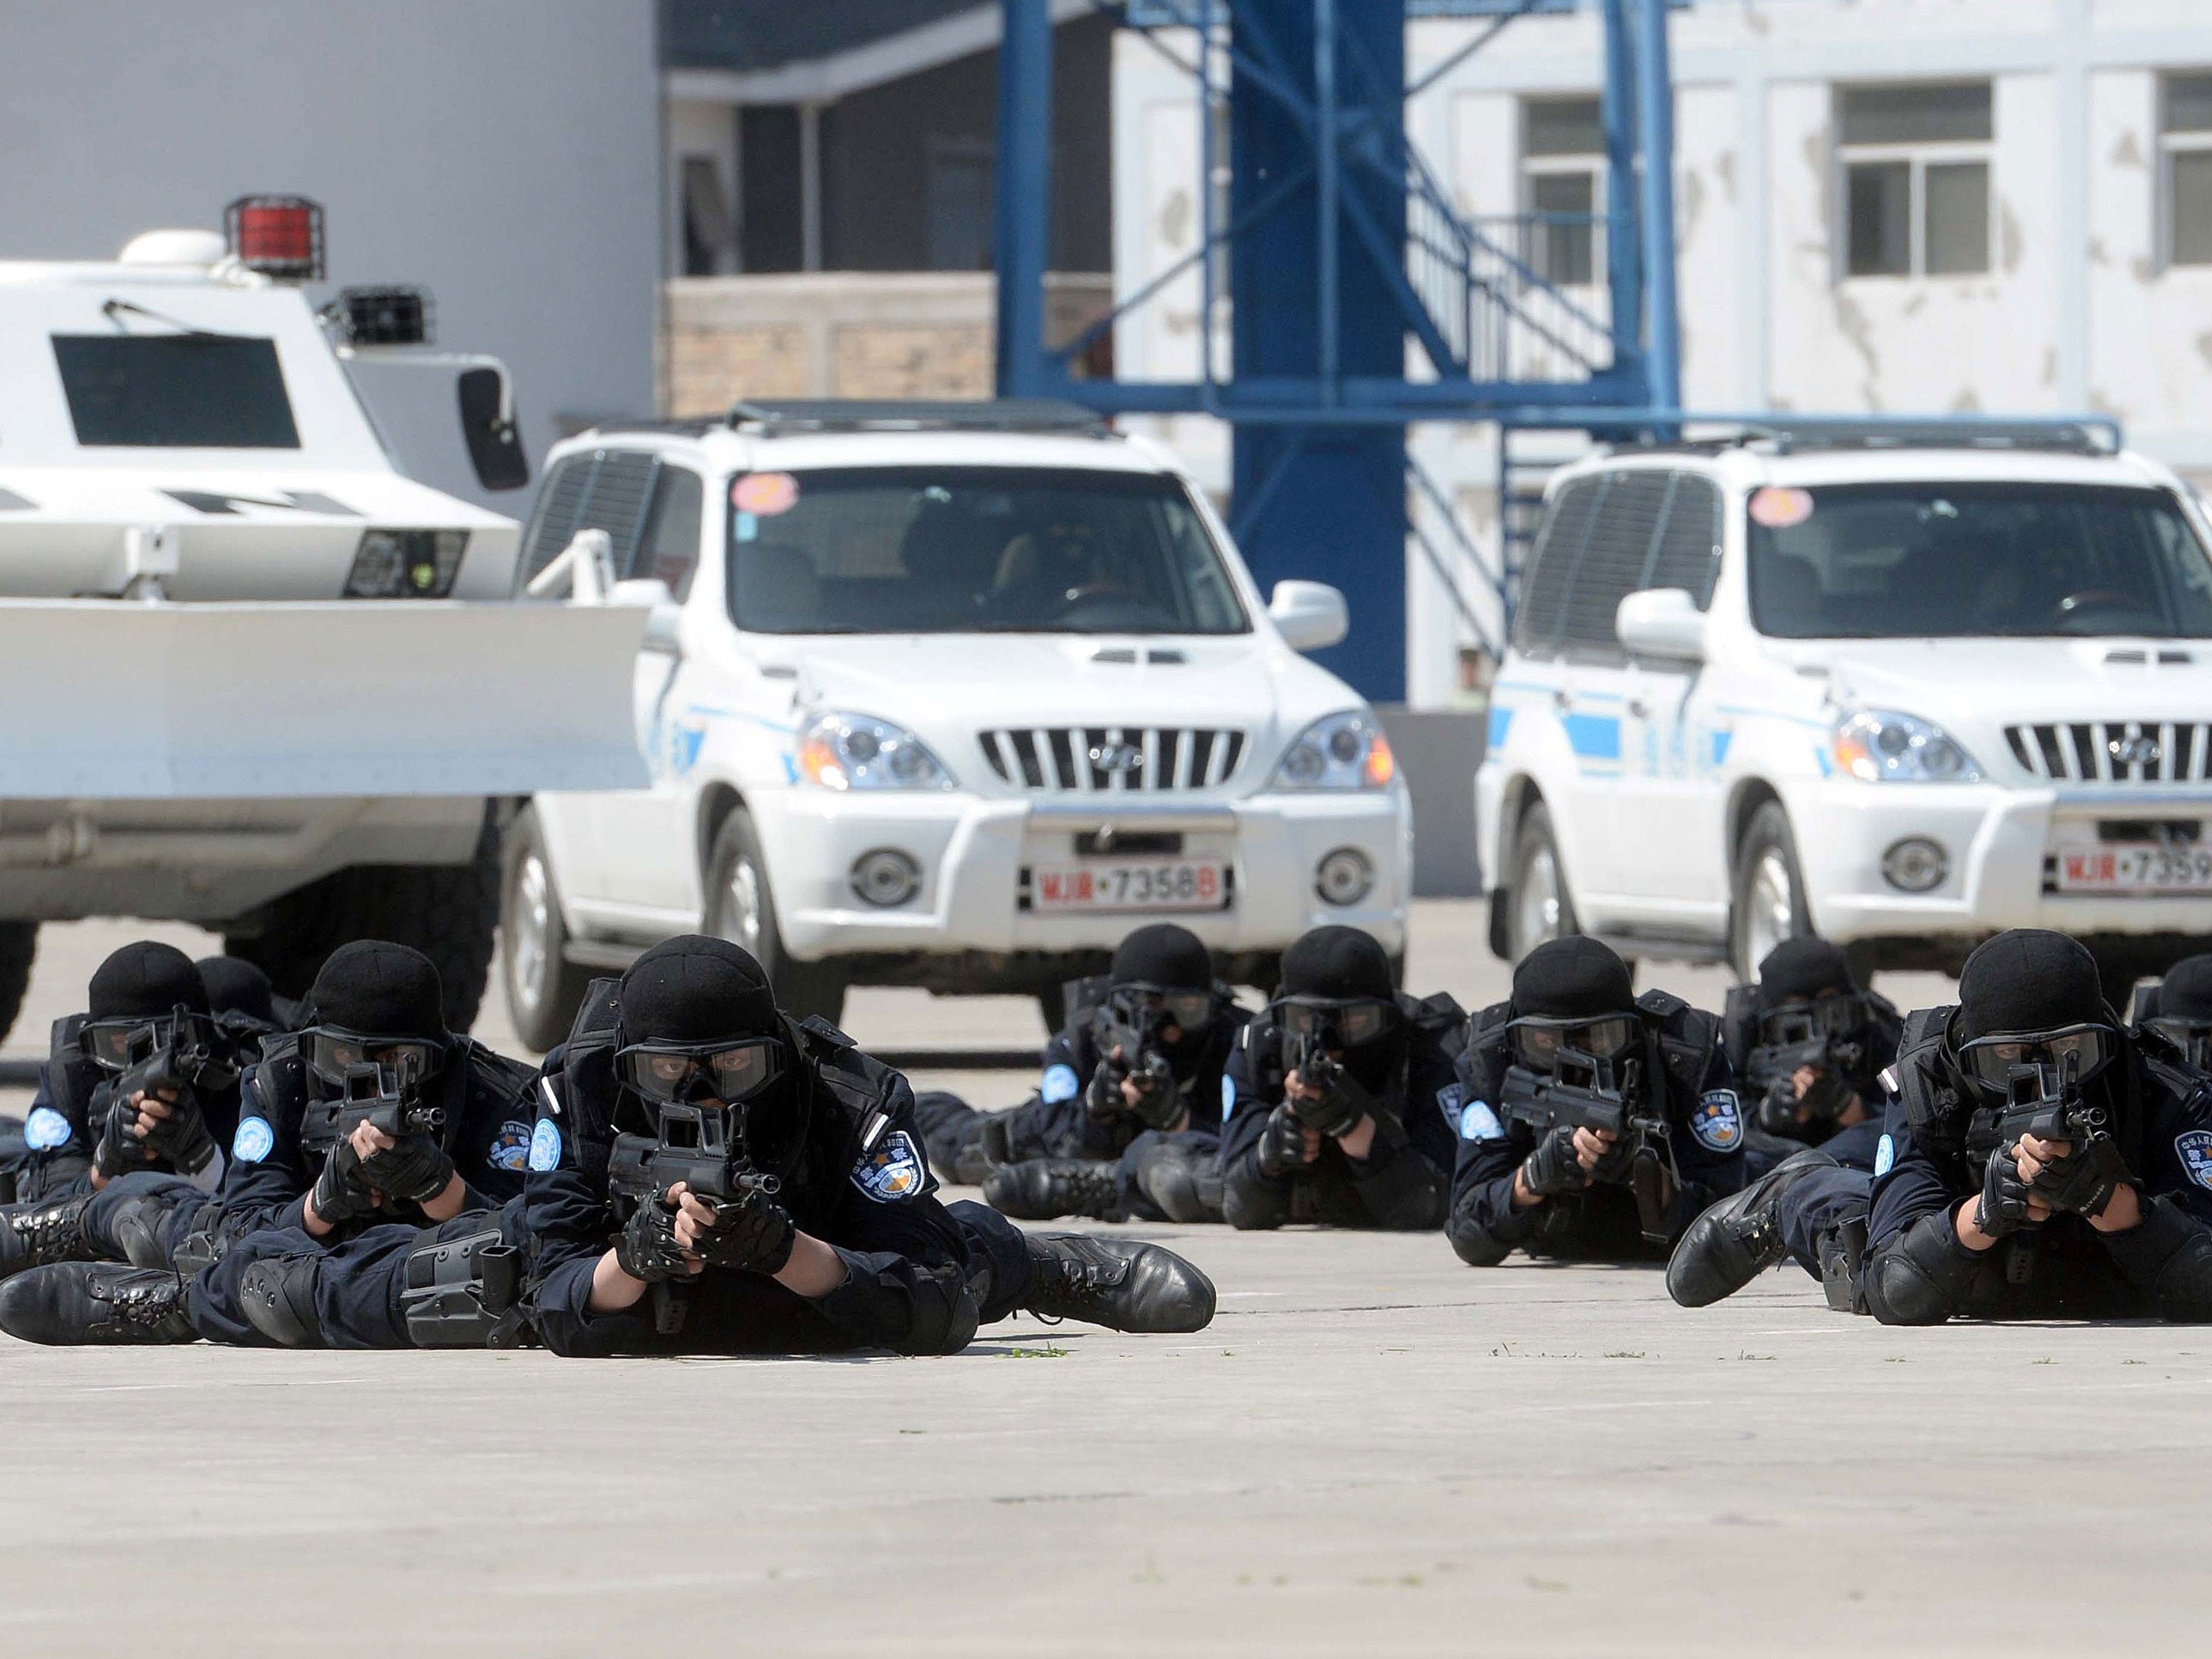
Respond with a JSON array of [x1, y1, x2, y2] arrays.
[[1758, 992, 1866, 1047], [1956, 1024, 2118, 1096], [1274, 995, 1393, 1048], [1106, 983, 1215, 1034], [2146, 1018, 2212, 1070], [616, 1037, 785, 1105], [301, 1029, 445, 1091], [1508, 1013, 1638, 1072], [80, 1009, 217, 1072]]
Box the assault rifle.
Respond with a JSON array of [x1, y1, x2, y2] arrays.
[[607, 1099, 781, 1335], [335, 1061, 448, 1143], [1499, 1053, 1671, 1243], [1093, 999, 1178, 1128]]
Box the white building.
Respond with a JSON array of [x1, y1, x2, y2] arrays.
[[1112, 0, 2212, 707]]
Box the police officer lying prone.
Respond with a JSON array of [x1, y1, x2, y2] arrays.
[[1448, 936, 1746, 1266], [1723, 937, 1902, 1179], [1668, 930, 2212, 1324], [912, 923, 1244, 1224]]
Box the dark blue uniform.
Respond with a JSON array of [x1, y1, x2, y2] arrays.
[[1448, 990, 1746, 1264], [1218, 993, 1462, 1230]]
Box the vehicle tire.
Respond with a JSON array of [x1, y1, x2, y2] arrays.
[[226, 809, 502, 1032], [0, 921, 37, 1048], [705, 809, 847, 1025], [1502, 802, 1577, 961], [1730, 801, 1812, 982], [500, 805, 597, 1052]]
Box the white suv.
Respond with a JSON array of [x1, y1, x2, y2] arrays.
[[501, 401, 1410, 1046], [1477, 423, 2212, 988]]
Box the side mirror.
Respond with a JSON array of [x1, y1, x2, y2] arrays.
[[1268, 579, 1349, 652], [1616, 587, 1708, 663], [611, 578, 685, 654], [457, 366, 529, 491]]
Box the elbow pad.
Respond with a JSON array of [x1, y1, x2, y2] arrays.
[[1867, 1211, 1981, 1326], [1221, 1168, 1288, 1232], [900, 1262, 981, 1356], [1447, 1219, 1515, 1268], [2101, 1196, 2212, 1324]]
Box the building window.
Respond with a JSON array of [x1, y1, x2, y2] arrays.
[[681, 157, 733, 277], [2164, 72, 2212, 267], [1521, 96, 1604, 288], [1836, 81, 1992, 279]]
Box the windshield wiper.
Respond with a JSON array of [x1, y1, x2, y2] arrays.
[[100, 298, 241, 339]]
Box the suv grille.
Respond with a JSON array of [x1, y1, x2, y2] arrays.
[[980, 726, 1247, 793], [2005, 721, 2212, 784]]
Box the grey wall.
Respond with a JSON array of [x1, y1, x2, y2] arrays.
[[0, 0, 662, 508], [1377, 708, 1487, 900]]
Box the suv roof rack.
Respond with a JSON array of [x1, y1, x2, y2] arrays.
[[723, 398, 1112, 437], [1607, 415, 2123, 458]]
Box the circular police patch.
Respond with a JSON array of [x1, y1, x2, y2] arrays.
[[231, 1116, 276, 1165], [851, 1130, 925, 1202], [1873, 1133, 1896, 1179], [2176, 1130, 2212, 1193], [488, 1120, 534, 1173], [1040, 1063, 1080, 1104], [23, 1105, 72, 1150], [1690, 1090, 1744, 1153], [527, 1118, 563, 1173], [1459, 1099, 1506, 1142]]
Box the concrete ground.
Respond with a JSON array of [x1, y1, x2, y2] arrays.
[[2, 911, 2198, 1656]]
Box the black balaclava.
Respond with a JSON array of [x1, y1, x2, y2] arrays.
[[1511, 934, 1635, 1021], [1756, 937, 1855, 1011], [619, 934, 782, 1044], [2154, 954, 2212, 1023], [1956, 930, 2107, 1043], [197, 955, 278, 1027], [1281, 925, 1398, 1087], [1110, 923, 1213, 1067], [89, 941, 209, 1022], [307, 941, 445, 1040]]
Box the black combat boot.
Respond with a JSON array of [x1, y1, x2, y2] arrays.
[[109, 1191, 207, 1271], [0, 1262, 197, 1345], [1134, 1137, 1224, 1224], [237, 1256, 324, 1349], [1022, 1232, 1215, 1333], [1666, 1148, 1841, 1308], [984, 1158, 1122, 1221], [0, 1193, 98, 1280]]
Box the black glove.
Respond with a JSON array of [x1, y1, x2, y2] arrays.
[[1585, 1126, 1643, 1187], [615, 1196, 691, 1283], [1256, 1103, 1312, 1179], [688, 1185, 797, 1274], [136, 1093, 217, 1177], [1755, 1076, 1804, 1135], [1084, 1057, 1131, 1122], [1973, 1143, 2039, 1238], [2028, 1135, 2132, 1219], [310, 1137, 382, 1227], [1286, 1061, 1374, 1140], [357, 1134, 456, 1204], [1518, 1124, 1586, 1198], [92, 1094, 153, 1180]]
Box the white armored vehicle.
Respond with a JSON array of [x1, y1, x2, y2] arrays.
[[0, 200, 647, 1035]]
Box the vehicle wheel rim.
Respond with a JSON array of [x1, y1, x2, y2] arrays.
[[1744, 847, 1797, 969], [1515, 844, 1563, 953], [722, 856, 765, 956], [509, 852, 551, 1009]]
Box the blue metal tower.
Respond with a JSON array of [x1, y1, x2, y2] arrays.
[[994, 0, 1683, 700]]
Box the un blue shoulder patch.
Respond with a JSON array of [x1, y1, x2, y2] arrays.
[[2176, 1130, 2212, 1193], [527, 1118, 563, 1173], [1040, 1063, 1080, 1104], [232, 1116, 276, 1165], [488, 1121, 534, 1172], [1459, 1099, 1506, 1142], [23, 1105, 73, 1151], [852, 1129, 926, 1202], [1689, 1089, 1743, 1153], [1221, 1074, 1239, 1121], [1873, 1132, 1896, 1179]]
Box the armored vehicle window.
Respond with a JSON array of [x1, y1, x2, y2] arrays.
[[52, 335, 298, 448], [1512, 474, 1604, 658], [1646, 473, 1723, 608], [1558, 470, 1672, 658], [1749, 482, 2212, 640], [723, 466, 1249, 636], [513, 449, 663, 590]]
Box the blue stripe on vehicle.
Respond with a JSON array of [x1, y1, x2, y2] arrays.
[[1708, 729, 1733, 769], [1812, 744, 1832, 778], [1487, 707, 1514, 748], [1562, 713, 1621, 763]]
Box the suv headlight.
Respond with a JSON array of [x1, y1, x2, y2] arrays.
[[1832, 709, 1981, 784], [797, 713, 955, 791], [1270, 711, 1396, 791], [345, 529, 466, 597]]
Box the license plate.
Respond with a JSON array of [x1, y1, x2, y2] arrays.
[[1030, 859, 1230, 913], [2053, 844, 2212, 894]]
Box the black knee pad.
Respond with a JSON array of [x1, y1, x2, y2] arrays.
[[238, 1256, 324, 1349], [1135, 1140, 1220, 1224]]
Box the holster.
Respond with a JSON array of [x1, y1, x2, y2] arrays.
[[400, 1225, 532, 1349], [1822, 1215, 1869, 1313], [1628, 1146, 1669, 1245]]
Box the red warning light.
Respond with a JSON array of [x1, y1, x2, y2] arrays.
[[225, 195, 325, 282]]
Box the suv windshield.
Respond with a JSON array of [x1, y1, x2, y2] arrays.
[[725, 466, 1248, 635], [1749, 482, 2212, 639], [52, 334, 300, 448]]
